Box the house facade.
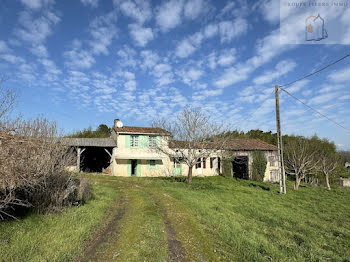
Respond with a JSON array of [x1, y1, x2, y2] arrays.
[[108, 119, 280, 182], [62, 119, 280, 182]]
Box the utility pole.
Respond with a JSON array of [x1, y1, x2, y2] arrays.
[[275, 85, 286, 194]]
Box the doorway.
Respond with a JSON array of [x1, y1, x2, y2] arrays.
[[131, 159, 137, 176], [232, 156, 249, 179], [131, 160, 137, 176]]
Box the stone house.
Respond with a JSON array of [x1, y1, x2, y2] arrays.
[[62, 119, 280, 182]]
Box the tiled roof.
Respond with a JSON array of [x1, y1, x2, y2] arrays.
[[223, 139, 277, 151], [58, 138, 116, 147], [114, 126, 171, 135], [169, 138, 277, 151]]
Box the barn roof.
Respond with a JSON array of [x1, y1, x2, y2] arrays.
[[58, 138, 116, 147], [114, 126, 171, 135], [169, 138, 277, 151]]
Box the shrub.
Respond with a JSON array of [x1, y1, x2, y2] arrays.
[[251, 151, 267, 181], [0, 117, 92, 220]]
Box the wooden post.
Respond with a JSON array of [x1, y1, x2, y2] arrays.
[[77, 147, 86, 172], [275, 85, 286, 194]]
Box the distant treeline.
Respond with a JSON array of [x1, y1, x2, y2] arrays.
[[66, 124, 111, 138]]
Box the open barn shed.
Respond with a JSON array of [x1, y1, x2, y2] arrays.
[[59, 138, 116, 173]]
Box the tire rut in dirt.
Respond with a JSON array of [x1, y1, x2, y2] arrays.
[[75, 195, 126, 262], [151, 196, 187, 262]]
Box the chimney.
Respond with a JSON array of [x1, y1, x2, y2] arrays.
[[114, 119, 120, 129]]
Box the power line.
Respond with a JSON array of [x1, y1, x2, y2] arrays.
[[280, 53, 350, 88], [278, 86, 350, 133]]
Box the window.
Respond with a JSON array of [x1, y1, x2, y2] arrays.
[[269, 156, 276, 167], [210, 157, 214, 169], [149, 136, 157, 147], [203, 158, 206, 169], [131, 135, 139, 147], [196, 158, 201, 169], [150, 160, 156, 166]]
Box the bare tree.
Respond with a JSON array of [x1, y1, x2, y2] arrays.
[[0, 79, 16, 122], [0, 116, 90, 220], [318, 152, 339, 190], [152, 106, 226, 184], [284, 137, 319, 190]]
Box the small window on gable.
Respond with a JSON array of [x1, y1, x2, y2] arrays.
[[131, 135, 139, 147]]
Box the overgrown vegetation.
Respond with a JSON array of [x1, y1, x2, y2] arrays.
[[0, 181, 119, 261], [2, 175, 349, 261], [66, 124, 111, 138], [223, 130, 346, 189], [0, 85, 92, 220], [251, 151, 267, 181]]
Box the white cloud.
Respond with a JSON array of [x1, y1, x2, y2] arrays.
[[156, 0, 184, 32], [217, 48, 236, 66], [328, 66, 350, 82], [184, 0, 207, 19], [64, 40, 95, 69], [177, 67, 203, 85], [15, 10, 60, 45], [140, 50, 159, 69], [80, 0, 99, 8], [214, 64, 251, 88], [253, 60, 296, 85], [309, 92, 339, 105], [124, 80, 137, 91], [29, 44, 48, 58], [20, 0, 53, 9], [0, 41, 11, 53], [0, 54, 25, 64], [219, 1, 235, 17], [175, 39, 196, 58], [219, 18, 248, 43], [286, 80, 310, 93], [115, 0, 152, 24], [116, 45, 137, 68], [258, 0, 280, 24], [203, 23, 218, 38], [129, 24, 154, 47], [89, 12, 117, 55], [215, 29, 295, 88]]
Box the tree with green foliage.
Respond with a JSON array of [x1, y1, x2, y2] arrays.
[[67, 124, 111, 138], [251, 151, 267, 181]]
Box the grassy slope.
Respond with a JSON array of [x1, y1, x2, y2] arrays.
[[0, 182, 120, 262], [151, 177, 350, 261], [1, 175, 349, 262]]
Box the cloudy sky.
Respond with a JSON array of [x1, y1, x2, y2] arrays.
[[1, 0, 350, 149]]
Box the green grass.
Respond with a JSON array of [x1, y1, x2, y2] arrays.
[[0, 181, 120, 262], [147, 177, 350, 261], [1, 175, 349, 261]]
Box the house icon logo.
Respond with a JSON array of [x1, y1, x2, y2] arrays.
[[305, 14, 328, 41]]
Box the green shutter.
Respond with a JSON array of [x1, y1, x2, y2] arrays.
[[127, 160, 131, 176], [125, 135, 130, 148], [157, 136, 161, 148], [155, 160, 159, 170], [136, 160, 141, 176]]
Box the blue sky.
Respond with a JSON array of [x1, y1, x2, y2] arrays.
[[0, 0, 350, 149]]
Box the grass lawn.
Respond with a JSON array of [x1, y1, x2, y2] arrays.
[[0, 174, 349, 261]]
